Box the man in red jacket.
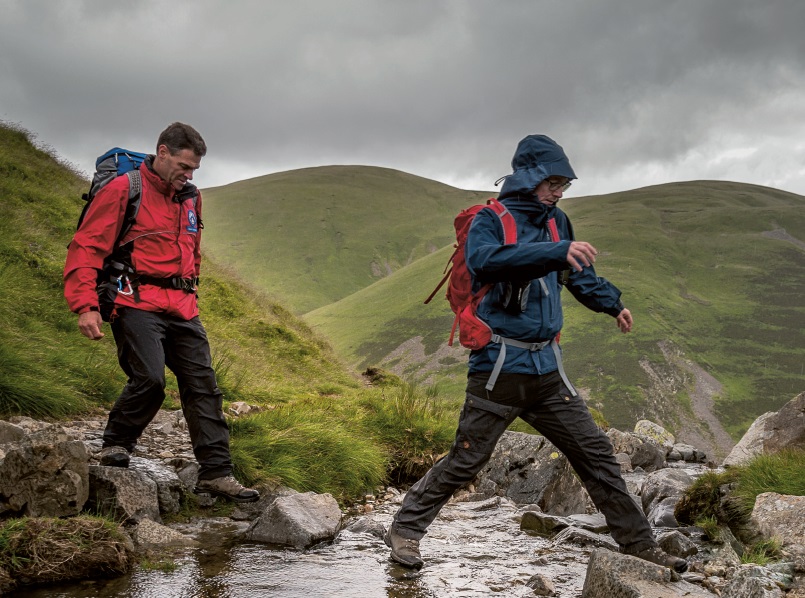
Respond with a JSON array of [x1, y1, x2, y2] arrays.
[[64, 122, 258, 503]]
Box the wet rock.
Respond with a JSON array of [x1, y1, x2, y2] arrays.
[[607, 427, 666, 472], [722, 564, 789, 597], [641, 468, 693, 516], [657, 529, 699, 558], [568, 513, 609, 534], [87, 464, 161, 523], [723, 391, 805, 467], [647, 496, 681, 527], [130, 457, 184, 515], [246, 491, 342, 549], [131, 519, 198, 549], [520, 511, 570, 537], [551, 526, 618, 551], [581, 548, 714, 597], [473, 431, 593, 515], [526, 572, 556, 596], [0, 424, 88, 518]]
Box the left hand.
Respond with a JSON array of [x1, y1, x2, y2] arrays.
[[615, 308, 633, 333]]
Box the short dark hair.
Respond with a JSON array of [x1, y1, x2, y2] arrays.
[[156, 122, 207, 157]]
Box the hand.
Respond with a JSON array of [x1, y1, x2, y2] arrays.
[[566, 241, 597, 272], [78, 310, 105, 340], [616, 308, 633, 334]]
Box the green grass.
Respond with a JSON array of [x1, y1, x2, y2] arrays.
[[201, 166, 490, 314], [676, 448, 805, 528], [307, 180, 805, 435], [0, 122, 459, 500]]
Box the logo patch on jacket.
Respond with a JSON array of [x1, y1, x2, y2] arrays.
[[186, 210, 198, 233]]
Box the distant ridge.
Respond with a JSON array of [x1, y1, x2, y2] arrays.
[[202, 165, 491, 314]]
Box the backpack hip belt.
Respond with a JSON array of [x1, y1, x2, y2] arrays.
[[486, 335, 578, 397], [135, 275, 199, 294]]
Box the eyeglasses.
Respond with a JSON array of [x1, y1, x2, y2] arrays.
[[546, 178, 572, 192]]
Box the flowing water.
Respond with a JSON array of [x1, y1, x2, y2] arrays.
[[14, 495, 591, 597]]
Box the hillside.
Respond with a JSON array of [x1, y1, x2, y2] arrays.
[[0, 123, 460, 497], [307, 180, 805, 455], [201, 166, 490, 314]]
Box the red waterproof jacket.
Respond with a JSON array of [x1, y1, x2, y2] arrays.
[[64, 158, 202, 320]]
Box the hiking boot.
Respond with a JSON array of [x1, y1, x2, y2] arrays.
[[193, 475, 260, 503], [629, 546, 688, 573], [99, 446, 130, 468], [384, 526, 424, 569]]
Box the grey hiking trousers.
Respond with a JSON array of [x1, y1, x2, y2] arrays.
[[391, 370, 657, 553], [104, 308, 233, 480]]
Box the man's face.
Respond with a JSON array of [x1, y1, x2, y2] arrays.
[[533, 176, 571, 207], [154, 145, 201, 191]]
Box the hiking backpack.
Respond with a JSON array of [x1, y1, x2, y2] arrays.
[[75, 147, 147, 244], [425, 198, 518, 350]]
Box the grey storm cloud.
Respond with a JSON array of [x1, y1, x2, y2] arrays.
[[2, 0, 805, 196]]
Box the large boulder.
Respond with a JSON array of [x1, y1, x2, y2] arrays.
[[607, 427, 666, 472], [472, 431, 593, 515], [86, 465, 161, 523], [581, 548, 713, 597], [723, 392, 805, 467], [0, 424, 89, 518], [246, 491, 342, 549], [750, 492, 805, 560]]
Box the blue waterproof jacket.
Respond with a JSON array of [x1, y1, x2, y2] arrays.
[[465, 135, 624, 376]]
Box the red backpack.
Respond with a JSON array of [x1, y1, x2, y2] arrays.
[[425, 198, 517, 349]]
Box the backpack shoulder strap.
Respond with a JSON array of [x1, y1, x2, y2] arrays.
[[486, 198, 517, 245], [115, 170, 143, 249]]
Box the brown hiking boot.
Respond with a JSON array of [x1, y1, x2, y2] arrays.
[[384, 526, 424, 569], [629, 545, 688, 573], [193, 475, 260, 503], [99, 446, 130, 468]]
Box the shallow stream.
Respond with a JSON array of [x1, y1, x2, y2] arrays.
[[14, 495, 591, 597]]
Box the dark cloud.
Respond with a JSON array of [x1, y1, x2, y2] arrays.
[[2, 0, 805, 196]]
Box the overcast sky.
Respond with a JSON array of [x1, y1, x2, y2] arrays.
[[2, 0, 805, 198]]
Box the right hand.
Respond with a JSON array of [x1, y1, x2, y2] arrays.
[[566, 241, 598, 272], [78, 310, 105, 340]]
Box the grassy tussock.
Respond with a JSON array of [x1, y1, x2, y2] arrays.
[[0, 515, 132, 588], [676, 448, 805, 529]]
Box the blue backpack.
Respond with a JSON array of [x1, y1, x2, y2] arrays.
[[75, 147, 147, 244]]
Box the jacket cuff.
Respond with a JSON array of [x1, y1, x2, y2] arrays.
[[78, 306, 100, 315]]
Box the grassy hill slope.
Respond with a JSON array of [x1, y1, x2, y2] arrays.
[[201, 166, 490, 314], [0, 123, 459, 498], [307, 181, 805, 440]]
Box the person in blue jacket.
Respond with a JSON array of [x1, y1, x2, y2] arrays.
[[385, 134, 688, 574]]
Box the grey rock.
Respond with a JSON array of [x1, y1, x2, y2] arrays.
[[657, 530, 699, 558], [526, 572, 556, 596], [473, 431, 593, 515], [520, 511, 570, 537], [723, 392, 805, 467], [647, 496, 681, 527], [722, 564, 787, 597], [246, 491, 342, 549], [131, 519, 198, 549], [0, 424, 88, 518], [130, 457, 184, 515], [551, 526, 618, 551], [87, 465, 161, 523], [641, 468, 693, 514], [581, 548, 715, 597]]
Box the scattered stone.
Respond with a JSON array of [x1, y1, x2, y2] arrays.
[[526, 572, 556, 596]]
